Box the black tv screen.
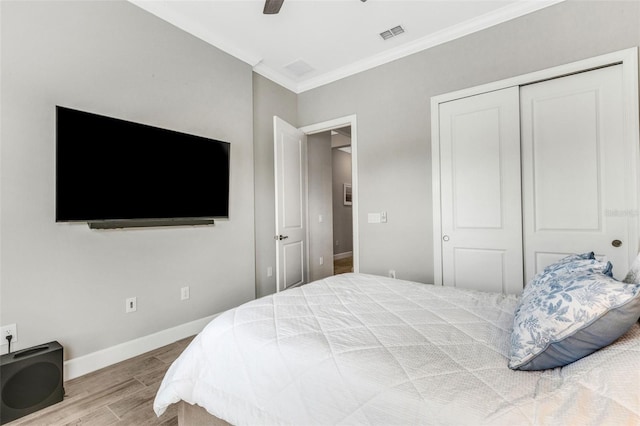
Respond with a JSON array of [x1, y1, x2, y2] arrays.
[[56, 106, 230, 224]]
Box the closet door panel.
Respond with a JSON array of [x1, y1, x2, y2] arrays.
[[439, 86, 523, 294], [451, 108, 504, 229], [530, 90, 601, 231], [521, 65, 629, 282], [452, 248, 507, 293]]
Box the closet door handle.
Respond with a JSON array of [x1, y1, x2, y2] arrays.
[[442, 235, 450, 242], [612, 239, 622, 247]]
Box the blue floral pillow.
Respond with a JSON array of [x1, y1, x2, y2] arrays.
[[509, 254, 640, 370]]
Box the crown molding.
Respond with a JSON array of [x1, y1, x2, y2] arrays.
[[129, 0, 565, 95], [128, 0, 263, 67], [253, 62, 300, 94], [294, 0, 565, 93]]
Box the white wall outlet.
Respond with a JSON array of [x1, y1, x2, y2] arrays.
[[318, 214, 324, 223], [1, 324, 18, 345], [181, 286, 190, 301], [126, 297, 137, 313], [267, 266, 273, 277], [388, 269, 396, 279], [319, 256, 324, 266]]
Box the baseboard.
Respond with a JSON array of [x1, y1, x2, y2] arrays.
[[63, 313, 217, 381], [333, 251, 353, 261]]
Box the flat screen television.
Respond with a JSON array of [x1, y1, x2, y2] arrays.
[[56, 106, 230, 227]]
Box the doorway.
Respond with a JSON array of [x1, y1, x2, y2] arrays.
[[274, 115, 359, 291], [331, 127, 353, 275], [305, 126, 354, 281]]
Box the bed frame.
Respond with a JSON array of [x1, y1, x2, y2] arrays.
[[178, 401, 230, 426]]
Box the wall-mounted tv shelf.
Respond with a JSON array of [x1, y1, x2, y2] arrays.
[[88, 218, 215, 229]]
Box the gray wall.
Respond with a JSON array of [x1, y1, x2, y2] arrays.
[[252, 74, 297, 297], [1, 0, 256, 358], [332, 149, 353, 256], [298, 0, 640, 283], [308, 132, 334, 281]]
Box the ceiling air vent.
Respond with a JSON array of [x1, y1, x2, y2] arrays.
[[380, 25, 405, 41]]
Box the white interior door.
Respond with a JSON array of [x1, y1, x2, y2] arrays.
[[274, 116, 307, 292], [439, 86, 524, 294], [521, 65, 632, 281]]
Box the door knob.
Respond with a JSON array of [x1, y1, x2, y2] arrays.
[[442, 235, 450, 242], [275, 235, 289, 241], [612, 239, 622, 247]]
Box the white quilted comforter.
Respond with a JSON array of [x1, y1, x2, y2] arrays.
[[154, 273, 640, 425]]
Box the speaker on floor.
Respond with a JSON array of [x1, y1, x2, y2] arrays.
[[1, 341, 64, 424]]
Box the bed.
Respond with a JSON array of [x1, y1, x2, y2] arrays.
[[154, 272, 640, 425]]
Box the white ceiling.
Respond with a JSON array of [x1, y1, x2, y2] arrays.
[[129, 0, 563, 94]]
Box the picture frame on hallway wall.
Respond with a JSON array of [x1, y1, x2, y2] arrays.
[[344, 184, 352, 206]]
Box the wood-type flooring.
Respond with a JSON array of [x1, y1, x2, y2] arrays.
[[333, 256, 353, 275], [7, 336, 194, 426]]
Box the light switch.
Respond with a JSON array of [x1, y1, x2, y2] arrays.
[[319, 214, 323, 223], [368, 213, 381, 223], [380, 211, 387, 223]]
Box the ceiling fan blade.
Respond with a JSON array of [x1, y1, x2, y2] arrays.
[[263, 0, 284, 14]]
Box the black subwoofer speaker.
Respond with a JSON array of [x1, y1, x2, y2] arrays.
[[1, 341, 64, 424]]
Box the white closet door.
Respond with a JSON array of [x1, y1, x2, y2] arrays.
[[439, 86, 524, 294], [521, 65, 630, 282]]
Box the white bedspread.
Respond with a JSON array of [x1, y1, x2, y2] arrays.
[[154, 273, 640, 425]]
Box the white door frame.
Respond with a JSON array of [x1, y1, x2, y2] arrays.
[[300, 114, 360, 275], [431, 47, 639, 286]]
